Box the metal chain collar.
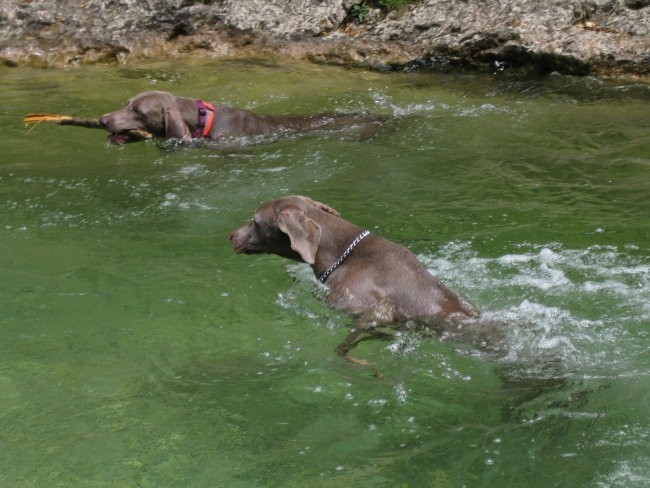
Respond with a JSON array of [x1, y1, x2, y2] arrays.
[[317, 230, 371, 283]]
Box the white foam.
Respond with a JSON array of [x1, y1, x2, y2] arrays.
[[455, 103, 511, 118], [420, 242, 648, 313], [419, 241, 648, 372], [370, 90, 447, 117], [594, 459, 650, 487]]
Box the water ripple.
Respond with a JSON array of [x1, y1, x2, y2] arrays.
[[420, 241, 649, 374]]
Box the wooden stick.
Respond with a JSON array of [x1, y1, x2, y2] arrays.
[[23, 113, 152, 140]]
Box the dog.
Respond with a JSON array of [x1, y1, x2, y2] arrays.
[[229, 195, 493, 365], [100, 90, 378, 145]]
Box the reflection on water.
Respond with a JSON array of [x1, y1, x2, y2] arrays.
[[0, 59, 648, 487]]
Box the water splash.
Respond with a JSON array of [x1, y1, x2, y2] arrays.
[[420, 241, 649, 375], [369, 90, 447, 117]]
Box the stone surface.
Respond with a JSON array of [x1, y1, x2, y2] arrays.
[[0, 0, 648, 76]]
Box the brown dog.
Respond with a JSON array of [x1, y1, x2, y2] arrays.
[[100, 90, 376, 144], [229, 195, 485, 364]]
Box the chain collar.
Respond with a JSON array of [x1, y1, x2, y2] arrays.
[[317, 230, 370, 284]]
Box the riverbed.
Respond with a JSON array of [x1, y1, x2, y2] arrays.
[[1, 59, 649, 487]]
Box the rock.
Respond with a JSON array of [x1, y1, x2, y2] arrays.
[[625, 0, 650, 9], [222, 0, 348, 37], [0, 0, 648, 77]]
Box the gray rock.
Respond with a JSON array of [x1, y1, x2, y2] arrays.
[[222, 0, 348, 37], [625, 0, 650, 9], [0, 0, 648, 76]]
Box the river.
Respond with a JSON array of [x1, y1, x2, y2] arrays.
[[1, 59, 649, 487]]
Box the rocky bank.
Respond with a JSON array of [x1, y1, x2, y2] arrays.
[[0, 0, 648, 77]]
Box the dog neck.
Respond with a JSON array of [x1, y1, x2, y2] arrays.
[[194, 100, 215, 138], [316, 229, 371, 283]]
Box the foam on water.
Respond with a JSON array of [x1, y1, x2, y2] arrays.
[[420, 241, 649, 375], [594, 459, 650, 488], [370, 90, 446, 117], [369, 89, 515, 120]]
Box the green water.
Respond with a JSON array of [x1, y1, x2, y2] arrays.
[[1, 59, 649, 487]]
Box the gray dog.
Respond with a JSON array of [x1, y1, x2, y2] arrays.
[[100, 90, 376, 144], [229, 195, 494, 365]]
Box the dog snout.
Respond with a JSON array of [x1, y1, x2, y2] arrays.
[[230, 221, 266, 255], [229, 227, 248, 254], [99, 114, 114, 131], [228, 230, 237, 246]]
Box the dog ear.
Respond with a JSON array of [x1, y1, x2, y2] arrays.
[[163, 106, 191, 140], [313, 201, 340, 217], [298, 196, 340, 217], [277, 207, 321, 264]]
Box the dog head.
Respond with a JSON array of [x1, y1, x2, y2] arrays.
[[229, 195, 340, 264], [100, 91, 188, 144]]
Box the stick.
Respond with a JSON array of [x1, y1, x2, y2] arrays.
[[23, 113, 152, 140]]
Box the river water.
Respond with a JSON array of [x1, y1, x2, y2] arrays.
[[1, 59, 648, 487]]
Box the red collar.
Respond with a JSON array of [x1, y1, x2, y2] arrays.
[[194, 100, 215, 138]]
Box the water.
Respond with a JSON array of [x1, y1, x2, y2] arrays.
[[1, 59, 648, 487]]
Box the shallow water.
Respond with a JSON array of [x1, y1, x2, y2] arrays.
[[1, 59, 649, 487]]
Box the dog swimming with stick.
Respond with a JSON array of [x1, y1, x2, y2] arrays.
[[24, 90, 383, 145]]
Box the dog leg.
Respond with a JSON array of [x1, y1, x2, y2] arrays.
[[336, 321, 394, 366]]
